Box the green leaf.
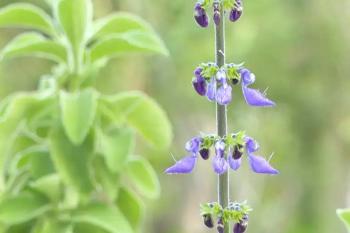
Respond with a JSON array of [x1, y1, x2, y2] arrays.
[[74, 223, 109, 233], [99, 128, 134, 173], [49, 127, 94, 195], [337, 209, 350, 232], [0, 192, 50, 225], [93, 12, 153, 39], [1, 33, 67, 63], [71, 203, 133, 233], [99, 92, 172, 149], [126, 156, 160, 199], [60, 89, 98, 145], [116, 187, 144, 230], [30, 174, 62, 202], [0, 3, 55, 35], [90, 31, 168, 63], [92, 156, 119, 200], [33, 218, 73, 233], [55, 0, 92, 51]]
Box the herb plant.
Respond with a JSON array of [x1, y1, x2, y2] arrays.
[[0, 0, 172, 233], [166, 1, 278, 232]]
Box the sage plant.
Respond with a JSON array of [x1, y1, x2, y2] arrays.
[[166, 1, 279, 232]]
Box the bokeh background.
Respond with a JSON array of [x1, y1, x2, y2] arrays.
[[0, 0, 350, 233]]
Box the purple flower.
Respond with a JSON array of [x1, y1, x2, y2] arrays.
[[213, 140, 228, 174], [199, 148, 210, 160], [165, 137, 202, 174], [203, 214, 214, 228], [233, 215, 248, 233], [206, 77, 216, 101], [213, 3, 221, 26], [244, 137, 279, 174], [194, 3, 209, 28], [165, 155, 197, 174], [185, 137, 202, 154], [229, 8, 242, 22], [216, 78, 232, 105], [239, 68, 276, 107], [215, 140, 226, 157], [193, 67, 207, 95]]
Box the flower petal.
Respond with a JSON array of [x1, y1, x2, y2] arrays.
[[206, 77, 216, 102], [228, 154, 241, 171], [216, 84, 232, 105], [185, 137, 202, 154], [245, 136, 259, 154], [242, 85, 275, 107], [239, 68, 255, 86], [212, 155, 228, 174], [165, 155, 197, 174], [215, 140, 226, 157], [248, 154, 279, 175]]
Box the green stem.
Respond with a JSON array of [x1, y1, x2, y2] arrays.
[[215, 5, 229, 233]]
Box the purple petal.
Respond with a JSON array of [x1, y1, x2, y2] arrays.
[[239, 68, 255, 86], [194, 4, 209, 28], [216, 84, 232, 105], [228, 154, 241, 171], [206, 77, 216, 102], [248, 154, 279, 175], [215, 140, 226, 157], [229, 8, 243, 22], [192, 76, 207, 96], [165, 155, 197, 174], [212, 156, 228, 174], [242, 85, 275, 107], [194, 67, 203, 77], [245, 136, 259, 154], [185, 137, 202, 154]]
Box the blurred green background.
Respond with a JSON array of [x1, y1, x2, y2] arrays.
[[0, 0, 349, 233]]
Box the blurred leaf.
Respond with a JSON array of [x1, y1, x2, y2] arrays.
[[99, 92, 172, 149], [92, 156, 119, 200], [0, 192, 50, 225], [32, 218, 72, 233], [55, 0, 92, 52], [0, 3, 54, 35], [93, 12, 153, 39], [99, 127, 134, 173], [337, 209, 350, 232], [116, 187, 144, 230], [71, 202, 133, 233], [30, 174, 62, 202], [1, 33, 67, 63], [74, 223, 109, 233], [126, 156, 160, 199], [90, 31, 168, 63], [49, 127, 94, 195], [60, 89, 98, 145]]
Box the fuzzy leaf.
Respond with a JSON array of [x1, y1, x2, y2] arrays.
[[0, 3, 55, 35], [337, 209, 350, 232], [71, 203, 133, 233], [49, 127, 94, 195], [59, 89, 98, 145], [99, 92, 172, 149], [99, 128, 134, 173], [55, 0, 92, 52], [116, 187, 144, 230], [126, 156, 160, 199], [90, 31, 168, 62], [93, 12, 153, 39], [1, 33, 67, 62], [0, 192, 50, 225]]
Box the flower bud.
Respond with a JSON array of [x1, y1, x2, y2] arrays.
[[233, 145, 243, 160], [194, 3, 209, 28], [217, 218, 224, 233], [199, 148, 210, 160], [233, 222, 247, 233], [229, 7, 242, 22], [192, 76, 207, 96], [203, 214, 214, 228]]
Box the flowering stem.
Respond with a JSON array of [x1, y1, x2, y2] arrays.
[[215, 4, 229, 233]]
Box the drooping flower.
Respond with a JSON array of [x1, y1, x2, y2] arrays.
[[193, 67, 207, 96], [213, 2, 221, 26], [165, 137, 202, 174], [229, 0, 243, 22], [194, 3, 209, 28], [203, 214, 214, 228], [233, 214, 248, 233], [216, 76, 232, 105], [213, 140, 228, 174], [239, 68, 275, 107], [206, 77, 217, 102], [228, 136, 279, 175]]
